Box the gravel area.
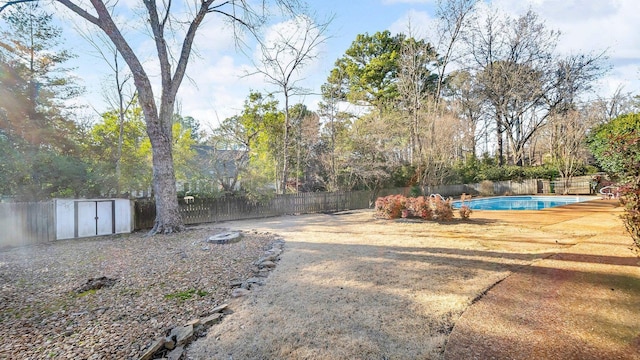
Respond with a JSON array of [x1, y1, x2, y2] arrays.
[[0, 226, 279, 359]]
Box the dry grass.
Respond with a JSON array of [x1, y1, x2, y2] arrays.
[[0, 227, 277, 359], [187, 210, 583, 359]]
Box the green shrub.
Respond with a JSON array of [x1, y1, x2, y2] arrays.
[[409, 185, 423, 197], [588, 113, 640, 247]]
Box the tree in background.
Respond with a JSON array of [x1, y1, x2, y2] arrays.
[[78, 28, 138, 196], [317, 67, 351, 191], [433, 0, 479, 106], [208, 92, 284, 195], [321, 31, 408, 191], [85, 106, 152, 196], [588, 113, 640, 247], [0, 3, 89, 200], [174, 114, 203, 142], [0, 2, 81, 151], [546, 108, 596, 193], [289, 103, 321, 192], [465, 9, 604, 166], [85, 104, 198, 198], [447, 70, 487, 160], [396, 35, 438, 166], [590, 87, 640, 125], [3, 0, 305, 234], [326, 30, 403, 112], [252, 15, 330, 194]]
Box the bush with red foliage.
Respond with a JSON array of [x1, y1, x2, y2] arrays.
[[375, 194, 458, 221], [458, 205, 472, 220]]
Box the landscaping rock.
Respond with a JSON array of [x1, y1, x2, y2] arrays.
[[258, 260, 276, 269], [246, 277, 266, 286], [231, 288, 250, 298], [201, 313, 223, 327], [254, 269, 271, 277], [139, 338, 165, 360], [186, 318, 201, 327], [265, 248, 282, 256], [164, 336, 176, 350], [255, 254, 278, 265], [210, 303, 228, 313], [75, 276, 117, 294], [169, 324, 194, 346], [167, 345, 184, 360]]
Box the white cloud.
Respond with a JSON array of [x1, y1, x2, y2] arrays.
[[253, 15, 328, 90], [58, 0, 640, 129], [474, 0, 640, 97], [594, 62, 640, 98], [389, 9, 437, 40], [193, 15, 245, 56], [493, 0, 640, 57], [177, 55, 263, 130]]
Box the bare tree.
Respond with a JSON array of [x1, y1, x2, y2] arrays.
[[433, 0, 479, 106], [591, 85, 639, 124], [318, 67, 349, 191], [251, 14, 330, 193], [547, 109, 595, 192], [396, 33, 438, 166], [206, 116, 254, 193], [447, 70, 487, 159], [78, 29, 137, 196], [1, 0, 300, 233], [467, 9, 604, 166]]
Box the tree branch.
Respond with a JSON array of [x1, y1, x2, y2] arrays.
[[0, 0, 36, 13], [55, 0, 100, 25]]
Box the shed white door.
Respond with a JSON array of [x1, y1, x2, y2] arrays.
[[76, 201, 115, 237]]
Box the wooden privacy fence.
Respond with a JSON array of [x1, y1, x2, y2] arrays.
[[134, 178, 595, 230], [424, 177, 593, 197], [135, 191, 373, 230], [550, 178, 592, 195], [0, 202, 56, 247], [0, 177, 595, 245]]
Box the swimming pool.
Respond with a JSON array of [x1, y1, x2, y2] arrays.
[[452, 196, 597, 210]]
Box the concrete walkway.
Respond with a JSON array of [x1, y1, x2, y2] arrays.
[[444, 200, 640, 360]]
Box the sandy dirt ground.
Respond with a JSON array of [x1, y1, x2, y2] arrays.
[[187, 200, 636, 359]]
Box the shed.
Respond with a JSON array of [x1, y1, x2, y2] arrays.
[[55, 199, 133, 240]]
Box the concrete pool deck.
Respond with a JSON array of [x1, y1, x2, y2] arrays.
[[444, 199, 640, 359]]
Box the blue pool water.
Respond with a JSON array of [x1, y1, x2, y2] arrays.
[[452, 196, 596, 210]]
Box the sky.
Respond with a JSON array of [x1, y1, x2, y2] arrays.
[[58, 0, 640, 132]]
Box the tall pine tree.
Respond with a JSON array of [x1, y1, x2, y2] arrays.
[[0, 3, 85, 199]]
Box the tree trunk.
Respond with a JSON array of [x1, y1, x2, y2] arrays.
[[496, 117, 504, 166], [281, 91, 290, 194], [147, 116, 184, 234]]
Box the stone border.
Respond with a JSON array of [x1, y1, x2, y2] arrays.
[[139, 235, 285, 360]]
